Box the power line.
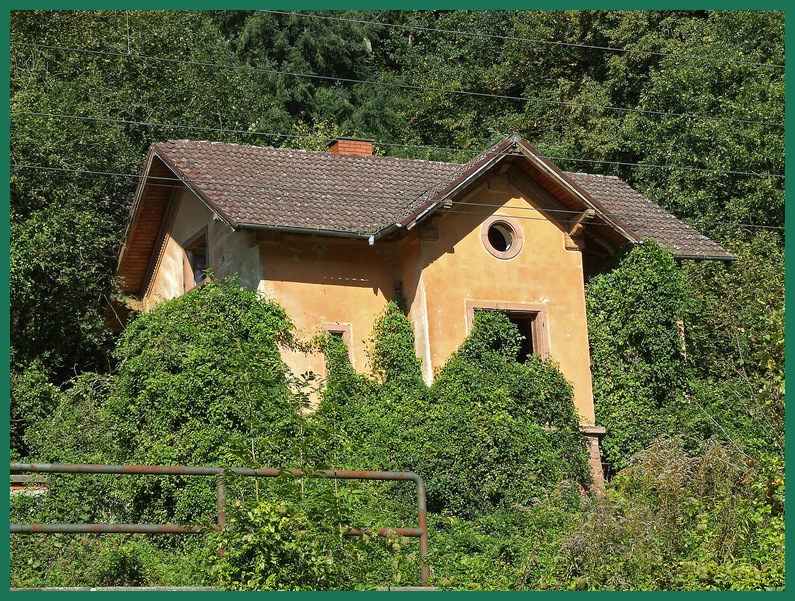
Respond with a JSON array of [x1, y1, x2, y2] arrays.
[[10, 41, 785, 129], [11, 163, 784, 232], [10, 111, 785, 180], [260, 9, 786, 70], [544, 154, 782, 180], [445, 210, 783, 231]]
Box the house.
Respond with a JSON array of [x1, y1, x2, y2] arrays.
[[115, 133, 733, 483]]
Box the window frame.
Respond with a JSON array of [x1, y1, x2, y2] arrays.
[[481, 215, 524, 260], [183, 227, 210, 293], [465, 300, 550, 359], [322, 322, 354, 363]]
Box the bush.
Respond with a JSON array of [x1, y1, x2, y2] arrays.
[[9, 527, 208, 589], [587, 235, 785, 474], [586, 241, 690, 470], [26, 278, 310, 529], [428, 481, 585, 590], [680, 231, 785, 463], [209, 473, 420, 591], [321, 303, 591, 519], [210, 497, 353, 591], [25, 276, 783, 591], [540, 437, 785, 590], [10, 361, 61, 460]]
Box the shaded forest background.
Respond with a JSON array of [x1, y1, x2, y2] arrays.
[[9, 10, 785, 590]]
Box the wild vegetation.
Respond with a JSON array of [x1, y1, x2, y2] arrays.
[[9, 10, 784, 590], [11, 278, 783, 590]]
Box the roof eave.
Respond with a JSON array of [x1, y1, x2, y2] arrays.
[[115, 148, 157, 273], [239, 222, 400, 243], [401, 201, 444, 231], [513, 139, 640, 245]]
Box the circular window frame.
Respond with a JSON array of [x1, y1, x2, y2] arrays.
[[481, 216, 523, 260]]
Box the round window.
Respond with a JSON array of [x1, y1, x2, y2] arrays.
[[487, 223, 514, 252], [482, 217, 523, 259]]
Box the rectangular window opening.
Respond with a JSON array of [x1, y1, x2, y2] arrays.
[[183, 228, 209, 292], [467, 301, 549, 362], [322, 323, 354, 365], [187, 242, 207, 284], [506, 313, 536, 363]]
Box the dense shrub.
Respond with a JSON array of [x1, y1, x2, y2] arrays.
[[586, 241, 690, 470], [587, 236, 785, 475], [539, 437, 785, 591], [427, 481, 585, 590], [680, 232, 785, 463], [9, 523, 208, 589], [26, 278, 304, 526], [208, 476, 419, 591], [210, 496, 355, 591], [14, 276, 783, 591], [321, 303, 592, 518], [10, 360, 61, 460]]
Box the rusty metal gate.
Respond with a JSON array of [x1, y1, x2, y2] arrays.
[[10, 462, 429, 586]]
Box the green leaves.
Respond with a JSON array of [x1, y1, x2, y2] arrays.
[[679, 232, 784, 462], [543, 437, 785, 590], [321, 303, 591, 519], [587, 241, 690, 470], [10, 10, 784, 589], [10, 10, 273, 380], [210, 495, 350, 591]]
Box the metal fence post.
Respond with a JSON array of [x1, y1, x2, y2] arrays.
[[216, 472, 226, 529], [416, 478, 429, 586]]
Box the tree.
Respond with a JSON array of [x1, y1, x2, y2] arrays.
[[10, 10, 270, 378], [211, 10, 419, 148], [680, 231, 785, 463]]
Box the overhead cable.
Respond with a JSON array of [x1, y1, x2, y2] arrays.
[[12, 163, 784, 231], [10, 111, 785, 180], [10, 41, 785, 128]]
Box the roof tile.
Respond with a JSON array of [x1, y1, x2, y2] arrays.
[[154, 140, 459, 234], [564, 172, 734, 260], [150, 139, 732, 259]]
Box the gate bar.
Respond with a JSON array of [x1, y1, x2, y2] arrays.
[[10, 462, 429, 585]]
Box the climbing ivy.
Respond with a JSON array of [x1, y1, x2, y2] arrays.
[[28, 277, 304, 526], [586, 241, 691, 471], [320, 302, 591, 519], [14, 278, 783, 590]]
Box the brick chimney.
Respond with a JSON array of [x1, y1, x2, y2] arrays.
[[328, 137, 374, 156]]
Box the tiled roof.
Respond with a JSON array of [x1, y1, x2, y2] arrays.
[[564, 172, 735, 260], [150, 138, 732, 259], [152, 140, 460, 234]]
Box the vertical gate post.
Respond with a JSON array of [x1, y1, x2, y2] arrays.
[[216, 472, 226, 529], [416, 478, 429, 586]]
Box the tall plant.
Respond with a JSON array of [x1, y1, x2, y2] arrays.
[[586, 241, 690, 471], [321, 302, 591, 518]]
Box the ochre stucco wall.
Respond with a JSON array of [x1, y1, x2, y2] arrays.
[[146, 190, 260, 309], [259, 235, 399, 381], [143, 185, 595, 425], [404, 178, 596, 425]]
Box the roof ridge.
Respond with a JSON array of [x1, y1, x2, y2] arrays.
[[157, 139, 463, 167], [565, 171, 621, 180]]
